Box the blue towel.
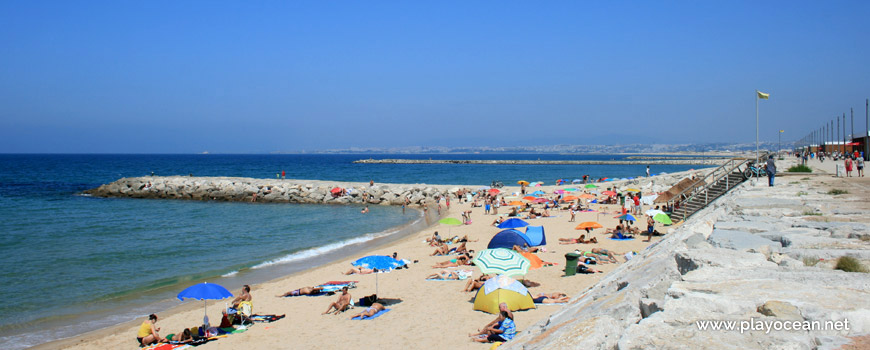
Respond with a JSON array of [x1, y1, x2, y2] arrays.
[[609, 237, 635, 241], [352, 308, 391, 320]]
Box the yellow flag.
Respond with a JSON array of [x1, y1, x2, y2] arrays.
[[757, 91, 770, 99], [780, 130, 784, 133]]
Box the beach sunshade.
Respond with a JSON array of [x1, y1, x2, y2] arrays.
[[584, 184, 598, 188], [474, 249, 531, 277], [517, 180, 530, 185], [562, 195, 578, 202], [522, 196, 536, 201], [352, 255, 403, 271], [640, 194, 658, 205], [625, 188, 640, 192], [554, 190, 565, 194], [615, 214, 636, 221], [519, 252, 544, 270], [653, 213, 673, 225], [572, 179, 582, 183], [524, 226, 546, 246], [478, 186, 491, 191], [579, 194, 596, 199], [177, 282, 234, 326], [489, 189, 500, 195], [330, 187, 342, 194], [533, 198, 548, 203], [497, 218, 530, 229], [531, 191, 545, 196], [439, 217, 462, 226], [487, 229, 533, 249], [602, 191, 617, 196], [645, 209, 666, 217], [473, 276, 535, 314], [575, 222, 603, 230], [509, 201, 525, 206], [564, 188, 578, 192]]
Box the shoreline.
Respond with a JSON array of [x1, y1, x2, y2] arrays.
[[42, 167, 713, 350]]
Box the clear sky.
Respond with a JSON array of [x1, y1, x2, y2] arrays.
[[1, 1, 868, 153]]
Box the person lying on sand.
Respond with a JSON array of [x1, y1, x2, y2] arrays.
[[322, 287, 352, 315], [491, 217, 504, 226], [277, 286, 326, 297], [432, 253, 472, 268], [162, 328, 193, 343], [610, 231, 634, 239], [343, 267, 379, 275], [532, 292, 570, 303], [558, 234, 597, 244], [426, 270, 464, 280], [350, 302, 385, 319], [605, 224, 623, 234], [463, 274, 491, 292], [577, 248, 620, 263], [512, 244, 540, 253]]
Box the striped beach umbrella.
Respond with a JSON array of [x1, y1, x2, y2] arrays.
[[473, 248, 531, 277]]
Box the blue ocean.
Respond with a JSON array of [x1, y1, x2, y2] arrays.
[[0, 154, 704, 349]]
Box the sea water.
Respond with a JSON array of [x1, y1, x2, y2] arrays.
[[0, 154, 704, 348]]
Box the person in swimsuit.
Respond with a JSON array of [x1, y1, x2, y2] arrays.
[[431, 254, 470, 268], [558, 234, 597, 244], [231, 285, 252, 309], [164, 328, 193, 343], [463, 274, 490, 292], [350, 302, 385, 319], [469, 303, 514, 339], [426, 270, 464, 280], [532, 292, 570, 303], [136, 314, 163, 346], [343, 267, 377, 275], [322, 287, 352, 315], [277, 286, 325, 297]]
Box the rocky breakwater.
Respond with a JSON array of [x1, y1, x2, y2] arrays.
[[84, 176, 460, 206], [353, 159, 726, 165], [505, 175, 870, 349]]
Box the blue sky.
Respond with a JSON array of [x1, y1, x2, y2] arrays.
[[1, 1, 868, 153]]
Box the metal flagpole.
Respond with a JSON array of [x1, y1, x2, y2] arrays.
[[866, 99, 869, 161], [843, 113, 847, 155], [837, 117, 840, 155], [755, 91, 759, 164]]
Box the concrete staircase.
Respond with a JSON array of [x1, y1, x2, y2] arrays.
[[668, 154, 769, 221]]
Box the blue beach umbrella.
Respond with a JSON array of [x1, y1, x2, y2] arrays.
[[530, 190, 545, 196], [352, 255, 403, 295], [177, 282, 234, 326], [615, 214, 636, 222], [497, 218, 530, 229]]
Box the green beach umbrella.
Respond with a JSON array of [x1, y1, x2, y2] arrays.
[[473, 248, 531, 277], [584, 184, 598, 189], [564, 188, 578, 192], [439, 218, 462, 226], [653, 213, 673, 225]]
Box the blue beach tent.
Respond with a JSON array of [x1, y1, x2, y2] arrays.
[[488, 229, 534, 249], [524, 226, 547, 246], [497, 218, 530, 229]]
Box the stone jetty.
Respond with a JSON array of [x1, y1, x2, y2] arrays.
[[84, 176, 465, 205], [352, 158, 725, 165], [504, 166, 870, 349]]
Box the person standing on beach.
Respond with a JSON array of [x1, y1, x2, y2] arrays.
[[766, 157, 776, 186], [857, 157, 864, 177], [646, 166, 650, 177], [281, 170, 285, 179], [844, 157, 853, 177]]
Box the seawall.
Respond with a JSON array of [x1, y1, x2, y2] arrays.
[[83, 176, 465, 205], [503, 161, 870, 349]]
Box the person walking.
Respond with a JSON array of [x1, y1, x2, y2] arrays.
[[766, 157, 776, 187], [646, 166, 650, 177], [844, 157, 853, 177]]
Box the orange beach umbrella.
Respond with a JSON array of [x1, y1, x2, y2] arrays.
[[562, 195, 579, 202], [575, 222, 603, 230], [509, 201, 524, 206]]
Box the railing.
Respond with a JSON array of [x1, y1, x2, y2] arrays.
[[664, 152, 770, 219]]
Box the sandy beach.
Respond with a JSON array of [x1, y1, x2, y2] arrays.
[[45, 171, 705, 350]]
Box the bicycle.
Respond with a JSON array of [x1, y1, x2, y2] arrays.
[[742, 163, 768, 179], [490, 180, 504, 188]]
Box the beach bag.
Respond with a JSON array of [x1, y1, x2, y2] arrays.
[[358, 294, 378, 307]]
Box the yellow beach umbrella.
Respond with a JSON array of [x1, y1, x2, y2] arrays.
[[517, 180, 530, 186]]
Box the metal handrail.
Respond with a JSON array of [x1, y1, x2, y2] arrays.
[[666, 152, 770, 218]]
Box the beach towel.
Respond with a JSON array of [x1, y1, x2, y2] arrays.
[[351, 308, 391, 320], [250, 314, 285, 323], [535, 302, 567, 305], [426, 270, 473, 281], [143, 344, 191, 350], [608, 237, 635, 241]]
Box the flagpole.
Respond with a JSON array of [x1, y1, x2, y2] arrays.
[[755, 91, 759, 164]]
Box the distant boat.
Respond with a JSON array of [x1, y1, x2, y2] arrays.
[[201, 151, 210, 154]]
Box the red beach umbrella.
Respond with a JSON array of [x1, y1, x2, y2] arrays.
[[489, 189, 501, 195], [330, 187, 342, 194]]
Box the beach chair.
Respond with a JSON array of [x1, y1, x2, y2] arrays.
[[237, 301, 253, 326]]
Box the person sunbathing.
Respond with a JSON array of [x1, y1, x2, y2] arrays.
[[163, 328, 193, 343], [610, 231, 634, 239], [454, 242, 468, 255], [231, 285, 252, 309], [426, 231, 442, 246], [463, 274, 491, 292], [532, 292, 570, 303], [577, 263, 603, 274], [491, 217, 504, 226], [584, 248, 620, 263], [605, 224, 623, 234], [432, 254, 471, 268], [558, 234, 598, 244], [343, 267, 378, 275], [512, 244, 540, 253], [277, 286, 325, 297], [426, 270, 463, 280], [322, 287, 352, 315], [350, 302, 385, 319], [541, 209, 551, 217], [430, 241, 451, 256]]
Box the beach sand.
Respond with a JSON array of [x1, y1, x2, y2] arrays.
[[45, 176, 696, 350]]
